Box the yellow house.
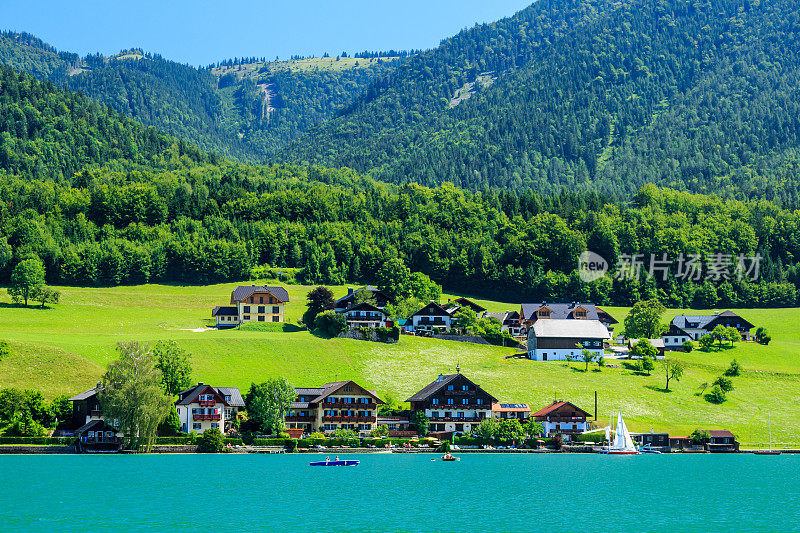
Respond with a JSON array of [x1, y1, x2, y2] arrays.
[[212, 285, 289, 327]]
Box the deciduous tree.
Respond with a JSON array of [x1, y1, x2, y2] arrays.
[[8, 258, 45, 306], [245, 378, 296, 435], [153, 340, 193, 396], [662, 358, 686, 391]]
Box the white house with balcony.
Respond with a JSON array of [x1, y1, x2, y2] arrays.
[[340, 302, 390, 329], [175, 383, 245, 434], [407, 301, 453, 333]]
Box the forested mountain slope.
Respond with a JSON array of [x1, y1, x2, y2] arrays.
[[2, 63, 800, 308], [281, 0, 800, 204], [0, 32, 401, 161]]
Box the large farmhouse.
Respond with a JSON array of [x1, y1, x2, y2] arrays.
[[519, 302, 618, 334], [407, 372, 498, 434], [212, 285, 289, 327], [526, 319, 610, 361], [662, 310, 754, 348]]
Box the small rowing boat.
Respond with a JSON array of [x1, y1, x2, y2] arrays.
[[309, 460, 360, 467]]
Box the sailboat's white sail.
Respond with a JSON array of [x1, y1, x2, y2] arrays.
[[610, 410, 636, 451]]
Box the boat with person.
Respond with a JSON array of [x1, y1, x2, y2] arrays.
[[310, 455, 360, 466], [598, 410, 640, 455]]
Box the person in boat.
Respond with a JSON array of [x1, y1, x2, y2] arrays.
[[335, 455, 339, 462], [325, 456, 330, 463]]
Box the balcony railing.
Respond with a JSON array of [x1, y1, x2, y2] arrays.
[[199, 400, 216, 407], [193, 413, 221, 421], [443, 390, 473, 396], [322, 416, 377, 423], [432, 404, 486, 410], [543, 416, 587, 423], [321, 402, 376, 409], [429, 417, 485, 423], [285, 415, 315, 422]]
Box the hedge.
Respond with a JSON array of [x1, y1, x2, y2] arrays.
[[0, 436, 77, 445], [154, 436, 243, 446]]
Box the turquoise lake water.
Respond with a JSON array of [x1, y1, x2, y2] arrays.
[[1, 453, 799, 532]]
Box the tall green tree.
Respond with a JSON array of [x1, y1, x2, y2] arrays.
[[8, 258, 45, 306], [245, 378, 296, 434], [662, 358, 686, 391], [153, 340, 193, 396], [303, 286, 334, 326], [624, 299, 666, 339], [99, 341, 174, 452]]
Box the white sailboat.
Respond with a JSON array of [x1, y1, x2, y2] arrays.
[[599, 410, 639, 455], [754, 410, 781, 455]]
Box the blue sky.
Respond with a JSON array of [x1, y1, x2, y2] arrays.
[[3, 0, 533, 66]]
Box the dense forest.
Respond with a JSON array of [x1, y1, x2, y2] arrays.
[[281, 0, 800, 204], [0, 32, 400, 162], [1, 64, 799, 308]]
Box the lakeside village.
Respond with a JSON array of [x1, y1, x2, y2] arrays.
[[8, 283, 765, 456]]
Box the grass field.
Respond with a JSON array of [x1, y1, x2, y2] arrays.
[[0, 282, 798, 444], [210, 56, 402, 79]]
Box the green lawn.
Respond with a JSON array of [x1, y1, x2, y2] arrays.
[[0, 283, 798, 444]]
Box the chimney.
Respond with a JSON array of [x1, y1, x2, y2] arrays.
[[198, 382, 204, 386], [347, 287, 354, 295], [96, 382, 102, 390], [437, 374, 444, 383]]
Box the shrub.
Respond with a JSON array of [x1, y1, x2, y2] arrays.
[[197, 428, 225, 452], [371, 425, 388, 438], [724, 359, 741, 377], [309, 431, 326, 440], [713, 376, 734, 393], [158, 409, 181, 436], [239, 322, 302, 333], [699, 334, 715, 350], [314, 311, 346, 337], [0, 436, 76, 445], [552, 434, 564, 450], [252, 438, 288, 446], [188, 430, 198, 444], [0, 340, 9, 360], [705, 385, 727, 404], [682, 340, 694, 352], [286, 438, 298, 452], [755, 326, 771, 344], [333, 428, 358, 439]]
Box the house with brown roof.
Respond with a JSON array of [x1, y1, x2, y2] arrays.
[[669, 430, 739, 452], [407, 301, 454, 333], [407, 372, 498, 434], [334, 286, 392, 313], [285, 380, 384, 437], [69, 383, 123, 452], [532, 400, 593, 439], [211, 285, 290, 327], [340, 302, 391, 329], [175, 383, 245, 434]]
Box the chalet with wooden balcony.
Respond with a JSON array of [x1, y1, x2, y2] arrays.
[[341, 302, 390, 329], [407, 372, 498, 434], [69, 383, 123, 452], [285, 380, 384, 436], [532, 400, 593, 439], [407, 301, 453, 333], [175, 383, 244, 434], [211, 285, 290, 327], [519, 302, 618, 334], [334, 286, 392, 313], [444, 297, 487, 317]]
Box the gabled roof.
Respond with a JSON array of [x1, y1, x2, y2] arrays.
[[69, 384, 102, 401], [230, 285, 290, 303], [453, 297, 487, 313], [74, 419, 113, 435], [531, 400, 591, 418], [212, 306, 238, 317], [485, 311, 520, 326], [408, 301, 452, 319], [175, 384, 245, 407], [343, 302, 389, 316], [406, 374, 499, 403], [334, 286, 391, 306], [530, 319, 611, 339], [708, 430, 736, 438], [628, 338, 665, 349], [294, 380, 384, 404], [520, 302, 612, 322]]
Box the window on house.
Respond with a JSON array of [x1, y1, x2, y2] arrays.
[[193, 423, 201, 430], [461, 399, 468, 405], [258, 306, 265, 313], [273, 306, 280, 314], [244, 315, 250, 320], [476, 398, 483, 405], [258, 316, 265, 322], [447, 385, 454, 391], [243, 306, 250, 313], [462, 385, 469, 391], [272, 316, 279, 322], [259, 297, 263, 304], [432, 398, 439, 405], [447, 399, 454, 405], [250, 297, 253, 303]]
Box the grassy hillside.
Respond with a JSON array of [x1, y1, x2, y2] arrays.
[[0, 283, 798, 445]]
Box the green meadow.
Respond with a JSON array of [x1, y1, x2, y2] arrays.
[[0, 282, 798, 445]]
